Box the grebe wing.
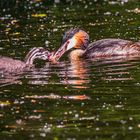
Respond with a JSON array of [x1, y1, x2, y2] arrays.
[[135, 41, 140, 46], [0, 57, 26, 73], [84, 39, 140, 58], [87, 39, 131, 50]]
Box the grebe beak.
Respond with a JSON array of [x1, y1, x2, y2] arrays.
[[66, 37, 77, 51], [41, 50, 52, 60], [50, 37, 77, 62]]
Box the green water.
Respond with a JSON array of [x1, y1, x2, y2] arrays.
[[0, 0, 140, 139]]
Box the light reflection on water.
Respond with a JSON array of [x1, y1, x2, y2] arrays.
[[1, 55, 138, 88], [1, 50, 140, 139]]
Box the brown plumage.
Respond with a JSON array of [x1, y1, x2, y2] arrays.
[[84, 39, 140, 58], [49, 28, 140, 62], [0, 47, 50, 74]]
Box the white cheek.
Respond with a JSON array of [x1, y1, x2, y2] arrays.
[[67, 38, 77, 51]]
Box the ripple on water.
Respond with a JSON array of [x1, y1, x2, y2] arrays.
[[1, 0, 140, 139]]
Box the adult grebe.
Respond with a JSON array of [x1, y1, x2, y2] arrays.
[[49, 28, 140, 62], [0, 47, 50, 74]]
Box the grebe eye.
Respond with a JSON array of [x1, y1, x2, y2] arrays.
[[39, 48, 44, 53], [62, 32, 65, 37]]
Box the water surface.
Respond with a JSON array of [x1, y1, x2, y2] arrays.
[[0, 0, 140, 139]]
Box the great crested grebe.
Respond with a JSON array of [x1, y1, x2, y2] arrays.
[[49, 28, 140, 62], [0, 47, 50, 74]]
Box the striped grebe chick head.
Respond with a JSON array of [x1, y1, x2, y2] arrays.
[[25, 47, 51, 65]]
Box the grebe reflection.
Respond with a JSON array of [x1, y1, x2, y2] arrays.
[[61, 57, 90, 89]]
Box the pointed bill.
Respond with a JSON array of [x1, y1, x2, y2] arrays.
[[50, 38, 77, 62]]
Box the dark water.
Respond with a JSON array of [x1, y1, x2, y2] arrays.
[[1, 0, 140, 139]]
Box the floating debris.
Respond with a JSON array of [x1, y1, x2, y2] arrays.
[[31, 13, 47, 18], [5, 125, 17, 129], [28, 114, 42, 119], [24, 94, 61, 99], [133, 8, 140, 13], [138, 124, 140, 128], [9, 32, 20, 36], [11, 19, 19, 25], [0, 101, 11, 107], [24, 94, 90, 100], [33, 110, 46, 113], [104, 11, 112, 16], [63, 95, 90, 100], [127, 8, 140, 14], [33, 0, 42, 2]]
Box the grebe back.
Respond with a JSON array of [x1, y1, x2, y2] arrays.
[[0, 47, 50, 74]]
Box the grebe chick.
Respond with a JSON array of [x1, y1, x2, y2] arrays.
[[0, 47, 50, 74], [50, 28, 140, 62]]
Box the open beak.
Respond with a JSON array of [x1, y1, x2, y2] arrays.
[[49, 37, 77, 62], [44, 50, 52, 60], [38, 50, 52, 61]]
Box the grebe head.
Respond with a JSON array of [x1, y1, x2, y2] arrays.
[[51, 28, 89, 62], [62, 28, 89, 50], [25, 47, 51, 65]]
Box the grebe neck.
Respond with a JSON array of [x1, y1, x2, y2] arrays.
[[69, 49, 85, 61]]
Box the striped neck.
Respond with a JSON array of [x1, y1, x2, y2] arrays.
[[24, 47, 50, 65]]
